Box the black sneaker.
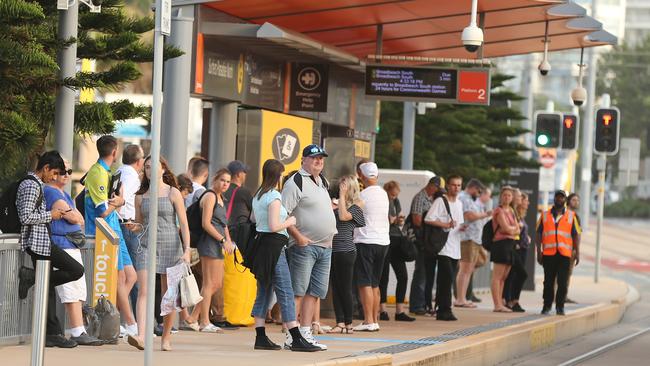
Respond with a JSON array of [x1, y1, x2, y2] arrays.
[[511, 303, 526, 313], [395, 312, 416, 322], [436, 312, 458, 321], [254, 335, 281, 350], [70, 332, 103, 346], [556, 308, 565, 316], [212, 320, 240, 330], [379, 311, 389, 321], [18, 266, 35, 300], [541, 307, 551, 315], [411, 309, 427, 316], [46, 334, 78, 348], [565, 298, 577, 304], [468, 294, 482, 303], [154, 323, 163, 336], [290, 336, 321, 352]]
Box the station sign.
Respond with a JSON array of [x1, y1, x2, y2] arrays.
[[364, 65, 491, 105], [290, 63, 329, 112]]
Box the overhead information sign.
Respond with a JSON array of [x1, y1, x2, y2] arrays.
[[365, 65, 490, 105]]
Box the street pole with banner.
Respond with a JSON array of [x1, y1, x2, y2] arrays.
[[144, 0, 169, 364]]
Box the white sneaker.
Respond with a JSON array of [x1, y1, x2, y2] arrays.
[[300, 326, 327, 350], [352, 322, 377, 332], [199, 323, 223, 333], [119, 325, 127, 337], [284, 332, 293, 350]]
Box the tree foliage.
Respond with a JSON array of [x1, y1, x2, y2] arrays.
[[0, 0, 182, 184], [375, 73, 538, 185], [597, 36, 650, 157]]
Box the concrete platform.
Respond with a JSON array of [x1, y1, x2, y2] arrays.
[[0, 275, 635, 366]]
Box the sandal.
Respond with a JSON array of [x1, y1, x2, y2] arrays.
[[311, 322, 326, 334], [344, 325, 354, 334], [454, 302, 477, 308], [493, 307, 513, 313], [327, 325, 345, 334]]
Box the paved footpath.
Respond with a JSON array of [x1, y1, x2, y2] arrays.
[[0, 274, 633, 366]]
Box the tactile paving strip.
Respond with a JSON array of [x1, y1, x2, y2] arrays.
[[359, 305, 587, 355]]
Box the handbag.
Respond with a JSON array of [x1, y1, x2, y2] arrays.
[[475, 246, 488, 268], [65, 230, 86, 249], [422, 196, 453, 257], [180, 263, 203, 308]]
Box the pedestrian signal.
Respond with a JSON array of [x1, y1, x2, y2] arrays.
[[535, 112, 562, 148], [561, 114, 579, 150], [594, 107, 620, 155]]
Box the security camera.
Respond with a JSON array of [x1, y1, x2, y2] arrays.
[[571, 87, 587, 107], [462, 24, 484, 53], [538, 59, 551, 76]]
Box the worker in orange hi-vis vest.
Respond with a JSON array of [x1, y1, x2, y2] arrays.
[[536, 190, 581, 316]]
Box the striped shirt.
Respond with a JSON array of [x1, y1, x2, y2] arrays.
[[17, 173, 52, 256], [332, 204, 365, 253]]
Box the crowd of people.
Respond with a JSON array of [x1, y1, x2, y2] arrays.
[[13, 136, 582, 352]]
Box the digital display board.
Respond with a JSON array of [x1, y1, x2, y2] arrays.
[[365, 65, 491, 106], [365, 66, 457, 100]]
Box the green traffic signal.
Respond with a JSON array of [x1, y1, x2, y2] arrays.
[[535, 112, 561, 148], [537, 134, 550, 146]]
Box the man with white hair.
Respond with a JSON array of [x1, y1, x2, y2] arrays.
[[353, 162, 390, 331]]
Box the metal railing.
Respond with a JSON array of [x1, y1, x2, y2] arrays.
[[0, 235, 96, 346]]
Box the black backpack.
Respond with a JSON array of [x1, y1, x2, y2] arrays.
[[0, 175, 43, 233], [186, 189, 215, 247], [422, 196, 452, 257], [481, 219, 495, 251], [291, 172, 329, 191]]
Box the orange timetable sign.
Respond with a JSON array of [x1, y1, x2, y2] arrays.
[[92, 218, 119, 306]]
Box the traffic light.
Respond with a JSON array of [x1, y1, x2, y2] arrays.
[[561, 113, 579, 150], [594, 107, 620, 155], [535, 112, 561, 148]]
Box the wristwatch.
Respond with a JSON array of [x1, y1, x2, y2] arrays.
[[220, 237, 226, 244]]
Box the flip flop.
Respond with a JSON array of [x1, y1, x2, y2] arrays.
[[493, 307, 513, 313], [454, 303, 477, 308]]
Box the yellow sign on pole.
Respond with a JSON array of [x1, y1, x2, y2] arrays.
[[92, 218, 119, 305]]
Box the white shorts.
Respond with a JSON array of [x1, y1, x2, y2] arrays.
[[55, 249, 87, 303]]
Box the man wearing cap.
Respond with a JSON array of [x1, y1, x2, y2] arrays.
[[536, 190, 581, 316], [353, 162, 390, 331], [408, 176, 445, 315], [282, 144, 337, 350]]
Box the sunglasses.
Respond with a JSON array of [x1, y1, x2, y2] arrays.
[[60, 169, 73, 176]]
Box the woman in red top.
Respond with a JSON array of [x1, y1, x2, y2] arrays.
[[490, 186, 520, 312]]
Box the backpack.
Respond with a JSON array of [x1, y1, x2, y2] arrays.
[[74, 172, 88, 218], [0, 175, 43, 234], [186, 189, 215, 248], [422, 196, 452, 257], [292, 172, 329, 192], [481, 219, 495, 251]]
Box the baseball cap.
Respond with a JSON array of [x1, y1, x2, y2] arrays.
[[302, 144, 328, 158], [227, 160, 249, 175], [555, 190, 567, 198], [359, 162, 379, 178], [429, 176, 446, 193]]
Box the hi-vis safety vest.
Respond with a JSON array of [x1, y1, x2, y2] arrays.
[[541, 209, 575, 258]]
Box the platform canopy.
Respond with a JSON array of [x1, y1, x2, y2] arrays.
[[198, 0, 616, 62]]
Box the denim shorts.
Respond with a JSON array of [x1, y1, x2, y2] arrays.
[[121, 223, 142, 270], [286, 244, 332, 299]]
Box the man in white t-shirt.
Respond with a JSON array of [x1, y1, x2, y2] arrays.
[[424, 175, 464, 321], [184, 157, 209, 208], [353, 162, 390, 332], [116, 144, 144, 316]]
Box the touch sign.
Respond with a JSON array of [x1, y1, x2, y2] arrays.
[[365, 65, 490, 106]]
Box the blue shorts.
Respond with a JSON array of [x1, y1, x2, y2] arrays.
[[286, 245, 331, 299], [113, 222, 132, 271]]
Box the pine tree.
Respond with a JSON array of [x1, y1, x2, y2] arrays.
[[0, 0, 182, 185], [375, 73, 538, 185]]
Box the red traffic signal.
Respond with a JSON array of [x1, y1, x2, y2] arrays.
[[561, 114, 578, 150], [594, 107, 620, 155]]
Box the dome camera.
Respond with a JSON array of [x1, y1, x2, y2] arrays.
[[571, 87, 587, 107], [538, 59, 551, 76], [462, 25, 484, 53]]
